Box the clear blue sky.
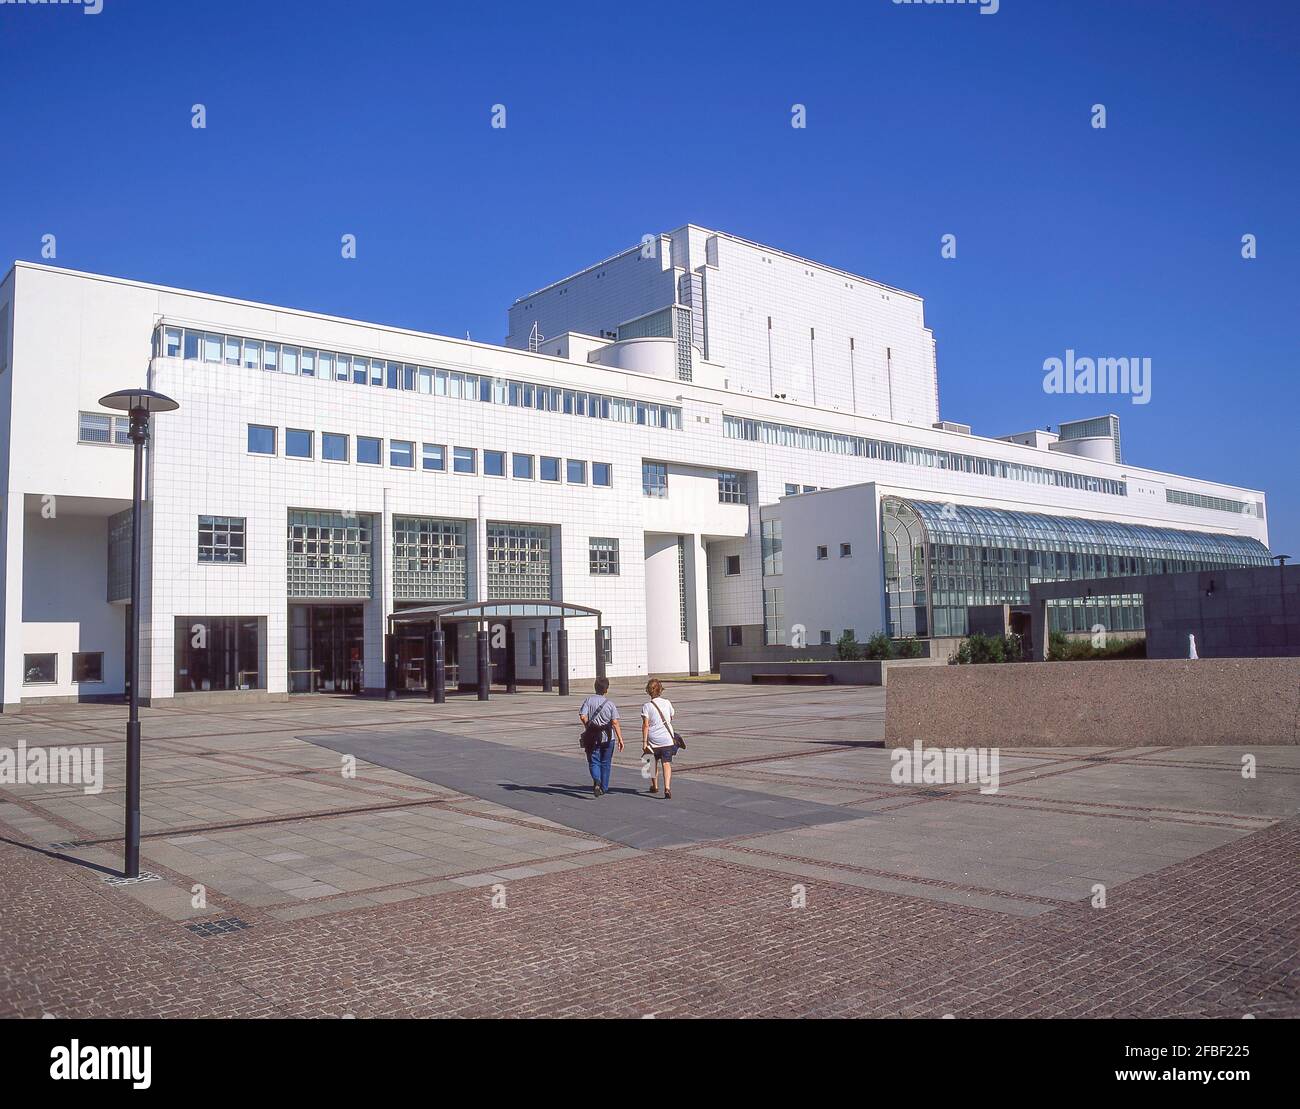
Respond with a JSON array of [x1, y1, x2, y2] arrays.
[[2, 0, 1296, 553]]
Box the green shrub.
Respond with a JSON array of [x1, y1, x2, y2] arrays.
[[862, 632, 894, 660], [893, 636, 924, 659], [950, 632, 1023, 664], [1048, 632, 1145, 661], [835, 630, 862, 661]]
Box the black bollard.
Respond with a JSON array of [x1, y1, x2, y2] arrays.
[[505, 625, 517, 694], [476, 628, 490, 701], [595, 626, 607, 683], [432, 629, 446, 704], [384, 634, 398, 700], [556, 628, 569, 697], [541, 626, 553, 693]]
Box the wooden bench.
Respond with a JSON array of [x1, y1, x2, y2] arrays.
[[750, 672, 834, 685]]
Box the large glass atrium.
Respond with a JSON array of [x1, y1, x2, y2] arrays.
[[882, 497, 1272, 638]]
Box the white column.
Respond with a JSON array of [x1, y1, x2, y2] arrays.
[[0, 494, 25, 709], [682, 532, 711, 676]]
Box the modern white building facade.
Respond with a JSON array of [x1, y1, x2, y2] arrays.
[[0, 235, 1273, 709]]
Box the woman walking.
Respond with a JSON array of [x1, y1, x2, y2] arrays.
[[641, 678, 678, 799]]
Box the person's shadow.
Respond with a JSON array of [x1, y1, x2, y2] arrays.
[[501, 782, 645, 800]]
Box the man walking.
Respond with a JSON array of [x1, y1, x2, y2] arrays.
[[578, 677, 624, 797]]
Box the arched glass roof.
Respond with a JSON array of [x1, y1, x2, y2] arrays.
[[894, 498, 1271, 564]]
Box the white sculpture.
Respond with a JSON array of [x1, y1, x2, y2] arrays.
[[1188, 633, 1199, 660]]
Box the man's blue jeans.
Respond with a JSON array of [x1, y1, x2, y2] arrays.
[[588, 738, 614, 791]]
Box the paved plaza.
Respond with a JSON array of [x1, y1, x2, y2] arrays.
[[1, 680, 1297, 1018]]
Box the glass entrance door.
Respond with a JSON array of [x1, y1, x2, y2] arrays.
[[288, 604, 364, 692]]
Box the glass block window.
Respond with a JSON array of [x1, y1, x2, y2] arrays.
[[589, 537, 620, 575], [107, 508, 133, 602], [198, 515, 246, 564], [393, 517, 467, 601], [487, 523, 551, 600], [643, 461, 668, 498], [718, 471, 747, 504], [761, 519, 783, 576], [763, 588, 785, 645], [78, 411, 130, 446], [286, 510, 373, 599]]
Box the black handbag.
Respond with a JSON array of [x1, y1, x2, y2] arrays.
[[651, 699, 686, 750]]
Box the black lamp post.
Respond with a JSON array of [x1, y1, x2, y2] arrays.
[[99, 388, 179, 879]]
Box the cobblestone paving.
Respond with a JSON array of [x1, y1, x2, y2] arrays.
[[2, 681, 1296, 1018]]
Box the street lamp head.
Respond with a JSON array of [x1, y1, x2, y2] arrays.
[[1272, 554, 1291, 566], [98, 388, 179, 414]]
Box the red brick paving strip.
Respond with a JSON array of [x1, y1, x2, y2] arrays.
[[2, 813, 1296, 1018]]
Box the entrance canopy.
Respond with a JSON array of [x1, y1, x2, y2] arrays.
[[388, 599, 603, 630]]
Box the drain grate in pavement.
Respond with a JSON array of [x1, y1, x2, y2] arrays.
[[100, 871, 162, 886], [917, 789, 950, 798], [186, 917, 252, 938]]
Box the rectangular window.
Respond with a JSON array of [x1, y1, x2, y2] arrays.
[[592, 462, 612, 487], [785, 483, 800, 496], [725, 555, 741, 576], [589, 537, 620, 575], [301, 349, 316, 377], [224, 335, 241, 365], [512, 453, 534, 480], [453, 447, 477, 474], [566, 459, 587, 484], [487, 523, 552, 600], [840, 543, 852, 558], [282, 346, 300, 375], [642, 461, 668, 498], [390, 440, 414, 468], [322, 432, 349, 462], [285, 429, 313, 459], [242, 339, 261, 369], [763, 587, 785, 645], [718, 471, 747, 504], [540, 456, 560, 482], [78, 412, 129, 446], [198, 515, 246, 564], [726, 626, 742, 647], [319, 351, 334, 380], [816, 545, 828, 560], [22, 653, 57, 684], [263, 343, 279, 372], [843, 629, 855, 642], [247, 425, 277, 455], [422, 443, 446, 472], [184, 330, 200, 359], [163, 326, 182, 358], [174, 616, 265, 692], [72, 652, 104, 683], [357, 436, 382, 465], [820, 630, 832, 645], [484, 449, 506, 477], [761, 519, 784, 576]]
